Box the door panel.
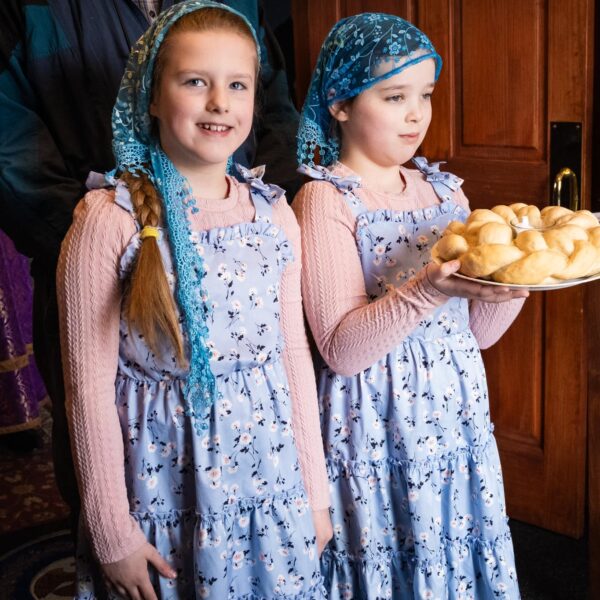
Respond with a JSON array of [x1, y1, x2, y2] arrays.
[[421, 0, 592, 538], [292, 0, 594, 537], [460, 2, 545, 156]]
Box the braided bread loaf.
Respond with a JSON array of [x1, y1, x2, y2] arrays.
[[432, 204, 600, 285]]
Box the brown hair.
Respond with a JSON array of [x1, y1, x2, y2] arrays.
[[123, 7, 258, 362]]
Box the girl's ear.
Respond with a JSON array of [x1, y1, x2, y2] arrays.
[[328, 101, 351, 122]]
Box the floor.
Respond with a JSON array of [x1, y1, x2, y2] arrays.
[[511, 520, 587, 599]]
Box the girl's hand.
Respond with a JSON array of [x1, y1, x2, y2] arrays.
[[101, 542, 176, 600], [312, 508, 333, 556], [426, 260, 529, 303]]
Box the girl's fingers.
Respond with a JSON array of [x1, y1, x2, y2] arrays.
[[114, 583, 129, 598], [145, 544, 177, 579], [128, 588, 142, 600], [458, 280, 528, 302], [431, 262, 529, 301], [137, 582, 158, 600], [440, 259, 461, 277]]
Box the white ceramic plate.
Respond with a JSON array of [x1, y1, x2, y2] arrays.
[[431, 247, 600, 291], [450, 271, 600, 291]]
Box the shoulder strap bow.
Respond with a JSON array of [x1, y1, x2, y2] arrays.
[[235, 164, 286, 204], [411, 157, 463, 191], [297, 163, 361, 196]]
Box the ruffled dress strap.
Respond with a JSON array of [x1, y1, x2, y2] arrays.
[[86, 171, 159, 279], [411, 156, 464, 203], [235, 163, 285, 223], [86, 170, 138, 220], [297, 163, 366, 217]]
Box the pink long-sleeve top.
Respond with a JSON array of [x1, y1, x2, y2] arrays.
[[57, 176, 330, 565], [292, 162, 525, 377]]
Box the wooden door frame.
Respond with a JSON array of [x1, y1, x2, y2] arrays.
[[587, 0, 600, 584], [587, 281, 600, 596]]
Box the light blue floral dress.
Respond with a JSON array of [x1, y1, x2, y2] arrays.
[[311, 160, 520, 599], [76, 176, 326, 599]]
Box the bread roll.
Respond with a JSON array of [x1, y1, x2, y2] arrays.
[[587, 226, 600, 249], [514, 230, 548, 253], [541, 205, 571, 216], [543, 225, 587, 256], [477, 222, 513, 245], [435, 234, 469, 261], [459, 244, 525, 278], [587, 258, 600, 277], [445, 220, 466, 236], [543, 230, 575, 256], [491, 250, 568, 285], [463, 221, 486, 245], [553, 240, 597, 280], [466, 209, 506, 225], [541, 206, 573, 227], [491, 205, 518, 224], [555, 210, 599, 230], [585, 231, 600, 275], [509, 202, 528, 213], [516, 205, 543, 229], [554, 224, 589, 241]]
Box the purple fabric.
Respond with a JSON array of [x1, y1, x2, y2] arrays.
[[0, 230, 47, 432]]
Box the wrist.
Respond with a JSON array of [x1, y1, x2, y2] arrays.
[[421, 264, 449, 300]]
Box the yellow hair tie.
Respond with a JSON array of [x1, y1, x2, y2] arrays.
[[140, 226, 159, 241]]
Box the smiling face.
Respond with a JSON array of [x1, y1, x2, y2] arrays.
[[332, 57, 436, 171], [149, 29, 257, 175]]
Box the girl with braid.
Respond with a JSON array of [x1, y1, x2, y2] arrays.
[[57, 2, 331, 598]]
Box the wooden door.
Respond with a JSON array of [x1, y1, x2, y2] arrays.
[[293, 0, 595, 538]]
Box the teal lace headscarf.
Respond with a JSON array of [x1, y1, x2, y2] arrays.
[[111, 0, 260, 433], [297, 12, 442, 167]]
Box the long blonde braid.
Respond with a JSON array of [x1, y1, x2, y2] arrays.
[[121, 170, 185, 363]]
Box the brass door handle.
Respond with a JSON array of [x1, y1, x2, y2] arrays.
[[552, 167, 579, 211]]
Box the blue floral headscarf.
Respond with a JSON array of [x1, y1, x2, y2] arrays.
[[111, 0, 260, 433], [297, 13, 442, 167]]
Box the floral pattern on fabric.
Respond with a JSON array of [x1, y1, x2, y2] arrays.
[[316, 163, 521, 599], [74, 186, 326, 599]]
